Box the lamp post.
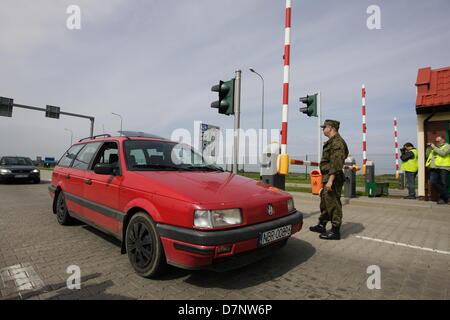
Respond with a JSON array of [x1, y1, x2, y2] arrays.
[[249, 68, 265, 163], [111, 112, 123, 136], [64, 128, 73, 146]]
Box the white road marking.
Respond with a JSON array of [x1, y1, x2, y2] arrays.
[[355, 236, 450, 256]]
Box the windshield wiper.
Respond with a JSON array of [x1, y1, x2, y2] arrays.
[[183, 165, 224, 172], [132, 164, 224, 172], [132, 164, 189, 171]]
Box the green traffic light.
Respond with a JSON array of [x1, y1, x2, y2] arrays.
[[211, 79, 235, 115], [299, 94, 318, 117]]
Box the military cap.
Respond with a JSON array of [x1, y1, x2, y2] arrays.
[[320, 119, 340, 130]]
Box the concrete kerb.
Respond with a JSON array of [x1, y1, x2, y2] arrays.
[[289, 192, 450, 214]]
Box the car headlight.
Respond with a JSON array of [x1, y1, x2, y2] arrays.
[[288, 198, 296, 212], [194, 209, 242, 229], [32, 169, 40, 173], [0, 169, 11, 174]]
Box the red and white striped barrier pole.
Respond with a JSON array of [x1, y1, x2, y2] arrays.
[[394, 117, 399, 179], [362, 84, 367, 175], [278, 0, 292, 175], [291, 159, 320, 167], [290, 159, 361, 172]]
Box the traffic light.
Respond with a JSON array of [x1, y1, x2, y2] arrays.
[[211, 79, 235, 115], [299, 94, 318, 117], [0, 97, 13, 117], [45, 105, 60, 119]]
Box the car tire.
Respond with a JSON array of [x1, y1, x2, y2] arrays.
[[56, 191, 73, 225], [33, 178, 40, 184], [125, 212, 167, 278]]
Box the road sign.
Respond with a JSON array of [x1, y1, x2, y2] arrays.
[[46, 105, 60, 119], [0, 97, 13, 117], [200, 123, 220, 163]]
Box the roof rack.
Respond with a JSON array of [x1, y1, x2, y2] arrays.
[[78, 134, 112, 142], [118, 131, 167, 140]]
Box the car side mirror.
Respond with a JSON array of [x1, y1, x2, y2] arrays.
[[94, 163, 116, 175]]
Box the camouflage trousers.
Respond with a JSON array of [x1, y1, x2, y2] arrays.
[[319, 173, 344, 228]]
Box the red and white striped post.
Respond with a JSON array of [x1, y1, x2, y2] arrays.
[[394, 117, 399, 179], [278, 0, 292, 176], [362, 84, 367, 175]]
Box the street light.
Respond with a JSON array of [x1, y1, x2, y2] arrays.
[[249, 68, 265, 130], [64, 128, 73, 146], [111, 112, 123, 136], [249, 68, 265, 164]]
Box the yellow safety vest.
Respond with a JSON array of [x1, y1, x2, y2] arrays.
[[426, 144, 450, 167], [401, 149, 418, 173]]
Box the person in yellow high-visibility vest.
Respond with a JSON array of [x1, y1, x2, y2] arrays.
[[400, 143, 418, 199], [426, 136, 450, 204]]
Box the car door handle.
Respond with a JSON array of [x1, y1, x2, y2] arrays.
[[65, 175, 71, 179], [84, 180, 92, 185]]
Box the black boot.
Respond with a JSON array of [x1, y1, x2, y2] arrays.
[[309, 221, 327, 234], [319, 226, 341, 240]]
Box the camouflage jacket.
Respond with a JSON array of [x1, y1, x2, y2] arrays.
[[320, 133, 349, 183]]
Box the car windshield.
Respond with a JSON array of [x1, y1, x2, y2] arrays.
[[1, 157, 33, 166], [124, 140, 223, 172]]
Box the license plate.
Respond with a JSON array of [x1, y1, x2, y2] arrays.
[[15, 174, 28, 178], [259, 225, 292, 246]]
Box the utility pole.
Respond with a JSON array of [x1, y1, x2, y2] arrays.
[[64, 128, 73, 147], [233, 69, 241, 174], [111, 112, 123, 136], [317, 91, 322, 163], [249, 68, 265, 159]]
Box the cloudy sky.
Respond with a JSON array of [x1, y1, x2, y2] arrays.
[[1, 0, 449, 171]]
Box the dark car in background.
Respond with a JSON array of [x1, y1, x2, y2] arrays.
[[0, 156, 40, 184]]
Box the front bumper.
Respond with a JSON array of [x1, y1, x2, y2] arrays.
[[157, 210, 303, 270], [0, 172, 40, 182]]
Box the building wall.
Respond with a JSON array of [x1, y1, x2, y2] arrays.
[[416, 111, 450, 198]]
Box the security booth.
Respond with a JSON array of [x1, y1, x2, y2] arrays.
[[260, 142, 285, 190], [415, 66, 450, 201], [344, 156, 357, 198], [364, 160, 375, 184]]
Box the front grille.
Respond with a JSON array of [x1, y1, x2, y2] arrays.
[[12, 170, 31, 174]]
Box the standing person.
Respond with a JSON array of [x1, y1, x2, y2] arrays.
[[310, 120, 349, 240], [426, 136, 450, 204], [400, 143, 418, 199]]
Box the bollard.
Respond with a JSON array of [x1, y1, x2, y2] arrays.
[[344, 156, 357, 198]]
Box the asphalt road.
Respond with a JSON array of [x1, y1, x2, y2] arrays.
[[0, 172, 449, 300]]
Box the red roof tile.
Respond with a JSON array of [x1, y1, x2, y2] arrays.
[[416, 66, 450, 108]]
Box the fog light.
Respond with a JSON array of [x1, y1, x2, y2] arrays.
[[217, 245, 232, 254]]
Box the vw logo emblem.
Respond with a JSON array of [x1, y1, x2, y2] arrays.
[[267, 204, 273, 216]]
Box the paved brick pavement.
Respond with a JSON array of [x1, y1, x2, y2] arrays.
[[0, 172, 448, 300]]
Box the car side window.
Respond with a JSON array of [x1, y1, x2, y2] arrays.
[[58, 144, 85, 167], [90, 141, 120, 173], [72, 142, 102, 170]]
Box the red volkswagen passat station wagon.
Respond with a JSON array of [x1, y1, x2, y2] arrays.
[[49, 133, 303, 278]]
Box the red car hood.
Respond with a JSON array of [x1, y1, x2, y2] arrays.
[[132, 171, 289, 205]]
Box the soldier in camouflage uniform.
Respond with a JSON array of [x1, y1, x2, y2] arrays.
[[310, 120, 349, 240]]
